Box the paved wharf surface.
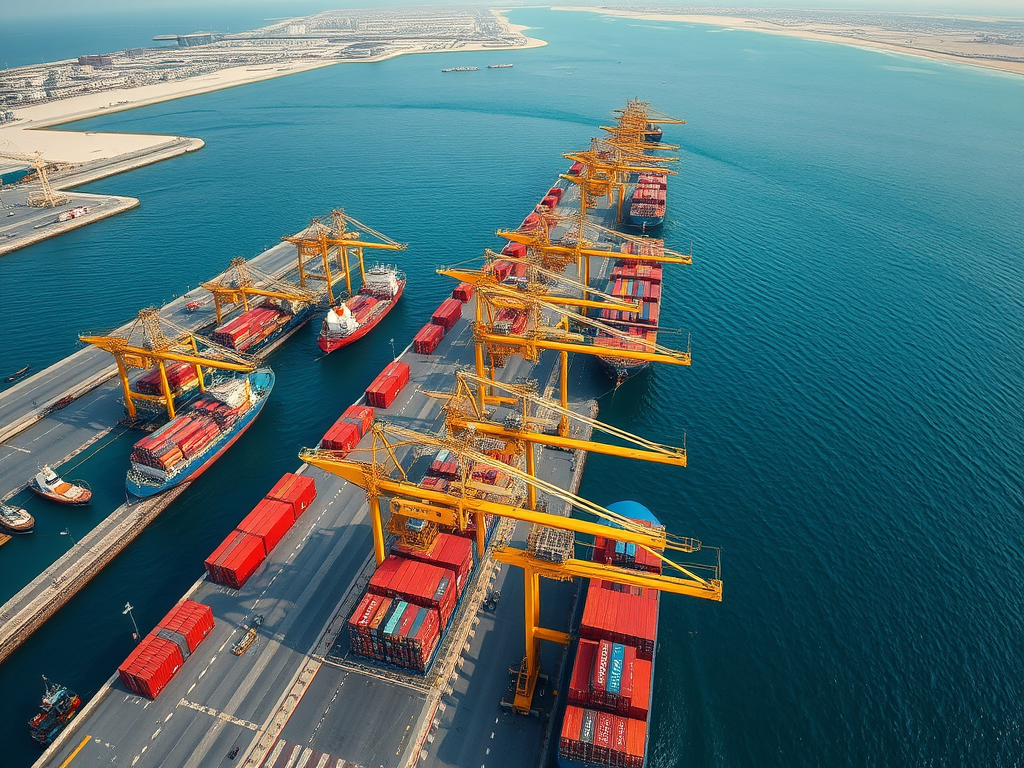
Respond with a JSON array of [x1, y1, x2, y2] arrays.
[[0, 137, 204, 257], [30, 181, 646, 768]]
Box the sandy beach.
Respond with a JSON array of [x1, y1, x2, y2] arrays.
[[0, 9, 546, 166], [554, 6, 1024, 76]]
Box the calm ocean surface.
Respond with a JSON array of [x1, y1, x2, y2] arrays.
[[1, 9, 1022, 767]]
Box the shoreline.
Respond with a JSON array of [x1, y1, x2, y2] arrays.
[[0, 9, 546, 166], [553, 6, 1024, 77]]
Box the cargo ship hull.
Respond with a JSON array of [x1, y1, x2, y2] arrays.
[[126, 369, 275, 498], [318, 280, 405, 355]]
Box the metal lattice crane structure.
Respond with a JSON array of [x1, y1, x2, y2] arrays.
[[562, 140, 678, 225], [0, 146, 70, 208], [300, 420, 720, 714], [432, 278, 689, 433], [80, 308, 257, 420], [496, 213, 692, 293], [602, 99, 685, 153], [200, 257, 320, 324], [283, 209, 407, 304]]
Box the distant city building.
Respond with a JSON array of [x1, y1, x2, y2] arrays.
[[124, 48, 145, 58], [287, 24, 308, 35], [78, 54, 114, 67]]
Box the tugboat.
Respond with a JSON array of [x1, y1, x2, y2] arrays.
[[28, 467, 92, 506], [28, 677, 82, 747], [318, 265, 405, 354], [0, 501, 34, 533]]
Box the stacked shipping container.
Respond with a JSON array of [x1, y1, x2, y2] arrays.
[[118, 600, 214, 700], [431, 299, 462, 333], [205, 473, 317, 588], [365, 361, 410, 408], [414, 323, 444, 354], [211, 305, 290, 352]]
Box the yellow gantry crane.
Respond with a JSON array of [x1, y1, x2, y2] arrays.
[[300, 419, 720, 714], [80, 307, 257, 420], [562, 140, 677, 223], [283, 209, 407, 304], [200, 257, 319, 324], [431, 278, 689, 432], [497, 214, 692, 289], [603, 99, 685, 153], [0, 146, 70, 208]]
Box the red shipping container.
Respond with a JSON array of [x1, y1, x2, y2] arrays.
[[568, 161, 584, 175], [452, 282, 474, 302], [431, 299, 462, 333], [547, 186, 564, 200], [205, 530, 266, 589], [568, 639, 599, 705], [381, 361, 410, 388], [629, 658, 652, 720], [368, 556, 458, 629], [414, 323, 444, 354], [541, 194, 559, 209], [501, 242, 527, 259], [322, 419, 361, 453], [341, 405, 374, 435], [266, 472, 317, 520], [580, 587, 657, 660], [156, 600, 214, 656], [118, 634, 184, 700], [236, 498, 294, 554], [392, 532, 473, 592]]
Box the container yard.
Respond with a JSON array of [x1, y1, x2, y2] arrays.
[[23, 100, 723, 768]]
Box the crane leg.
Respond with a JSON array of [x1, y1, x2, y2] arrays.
[[514, 567, 541, 714], [115, 355, 136, 421], [525, 441, 537, 510], [358, 247, 366, 285], [322, 245, 336, 305], [369, 495, 385, 566], [342, 247, 353, 296], [475, 509, 486, 559], [475, 343, 486, 414], [158, 360, 175, 420], [559, 351, 570, 437]]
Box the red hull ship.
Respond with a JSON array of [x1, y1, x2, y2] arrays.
[[318, 266, 406, 354]]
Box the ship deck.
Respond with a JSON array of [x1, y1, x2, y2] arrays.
[[34, 185, 638, 768]]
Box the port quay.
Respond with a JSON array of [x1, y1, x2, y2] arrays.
[[1, 100, 712, 768]]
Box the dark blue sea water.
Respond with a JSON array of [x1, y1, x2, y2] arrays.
[[1, 9, 1022, 767]]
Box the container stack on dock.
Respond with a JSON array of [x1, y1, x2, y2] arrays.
[[205, 472, 317, 588], [321, 405, 375, 453], [118, 600, 214, 700], [365, 361, 410, 408], [431, 298, 462, 334]]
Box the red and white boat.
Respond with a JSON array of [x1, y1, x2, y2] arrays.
[[28, 466, 91, 506], [318, 265, 405, 354]]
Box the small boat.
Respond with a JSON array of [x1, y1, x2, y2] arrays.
[[28, 677, 81, 747], [0, 502, 35, 533], [28, 466, 92, 506], [3, 365, 29, 383]]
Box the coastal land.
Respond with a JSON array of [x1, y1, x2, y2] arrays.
[[0, 7, 545, 255], [555, 6, 1024, 75]]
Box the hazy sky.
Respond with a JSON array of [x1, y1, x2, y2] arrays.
[[2, 0, 1022, 21]]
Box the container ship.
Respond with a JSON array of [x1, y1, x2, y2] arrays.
[[559, 501, 662, 768], [210, 299, 315, 356], [318, 264, 405, 354], [28, 679, 81, 746], [593, 238, 666, 384], [126, 369, 274, 497], [626, 172, 667, 233]]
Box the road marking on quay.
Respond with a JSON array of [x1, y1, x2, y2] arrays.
[[178, 698, 260, 730], [57, 734, 91, 767]]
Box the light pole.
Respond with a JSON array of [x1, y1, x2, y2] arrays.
[[60, 528, 75, 547], [123, 602, 140, 641]]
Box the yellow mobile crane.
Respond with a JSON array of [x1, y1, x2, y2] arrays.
[[200, 257, 319, 325], [300, 421, 720, 714], [81, 308, 257, 420], [0, 146, 70, 208], [283, 209, 407, 304]]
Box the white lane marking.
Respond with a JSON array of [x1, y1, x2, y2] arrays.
[[187, 683, 196, 694], [132, 758, 139, 766], [197, 669, 206, 679], [490, 732, 495, 739], [6, 445, 30, 454], [151, 727, 161, 740], [177, 698, 260, 730], [164, 712, 173, 722], [486, 748, 491, 755]]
